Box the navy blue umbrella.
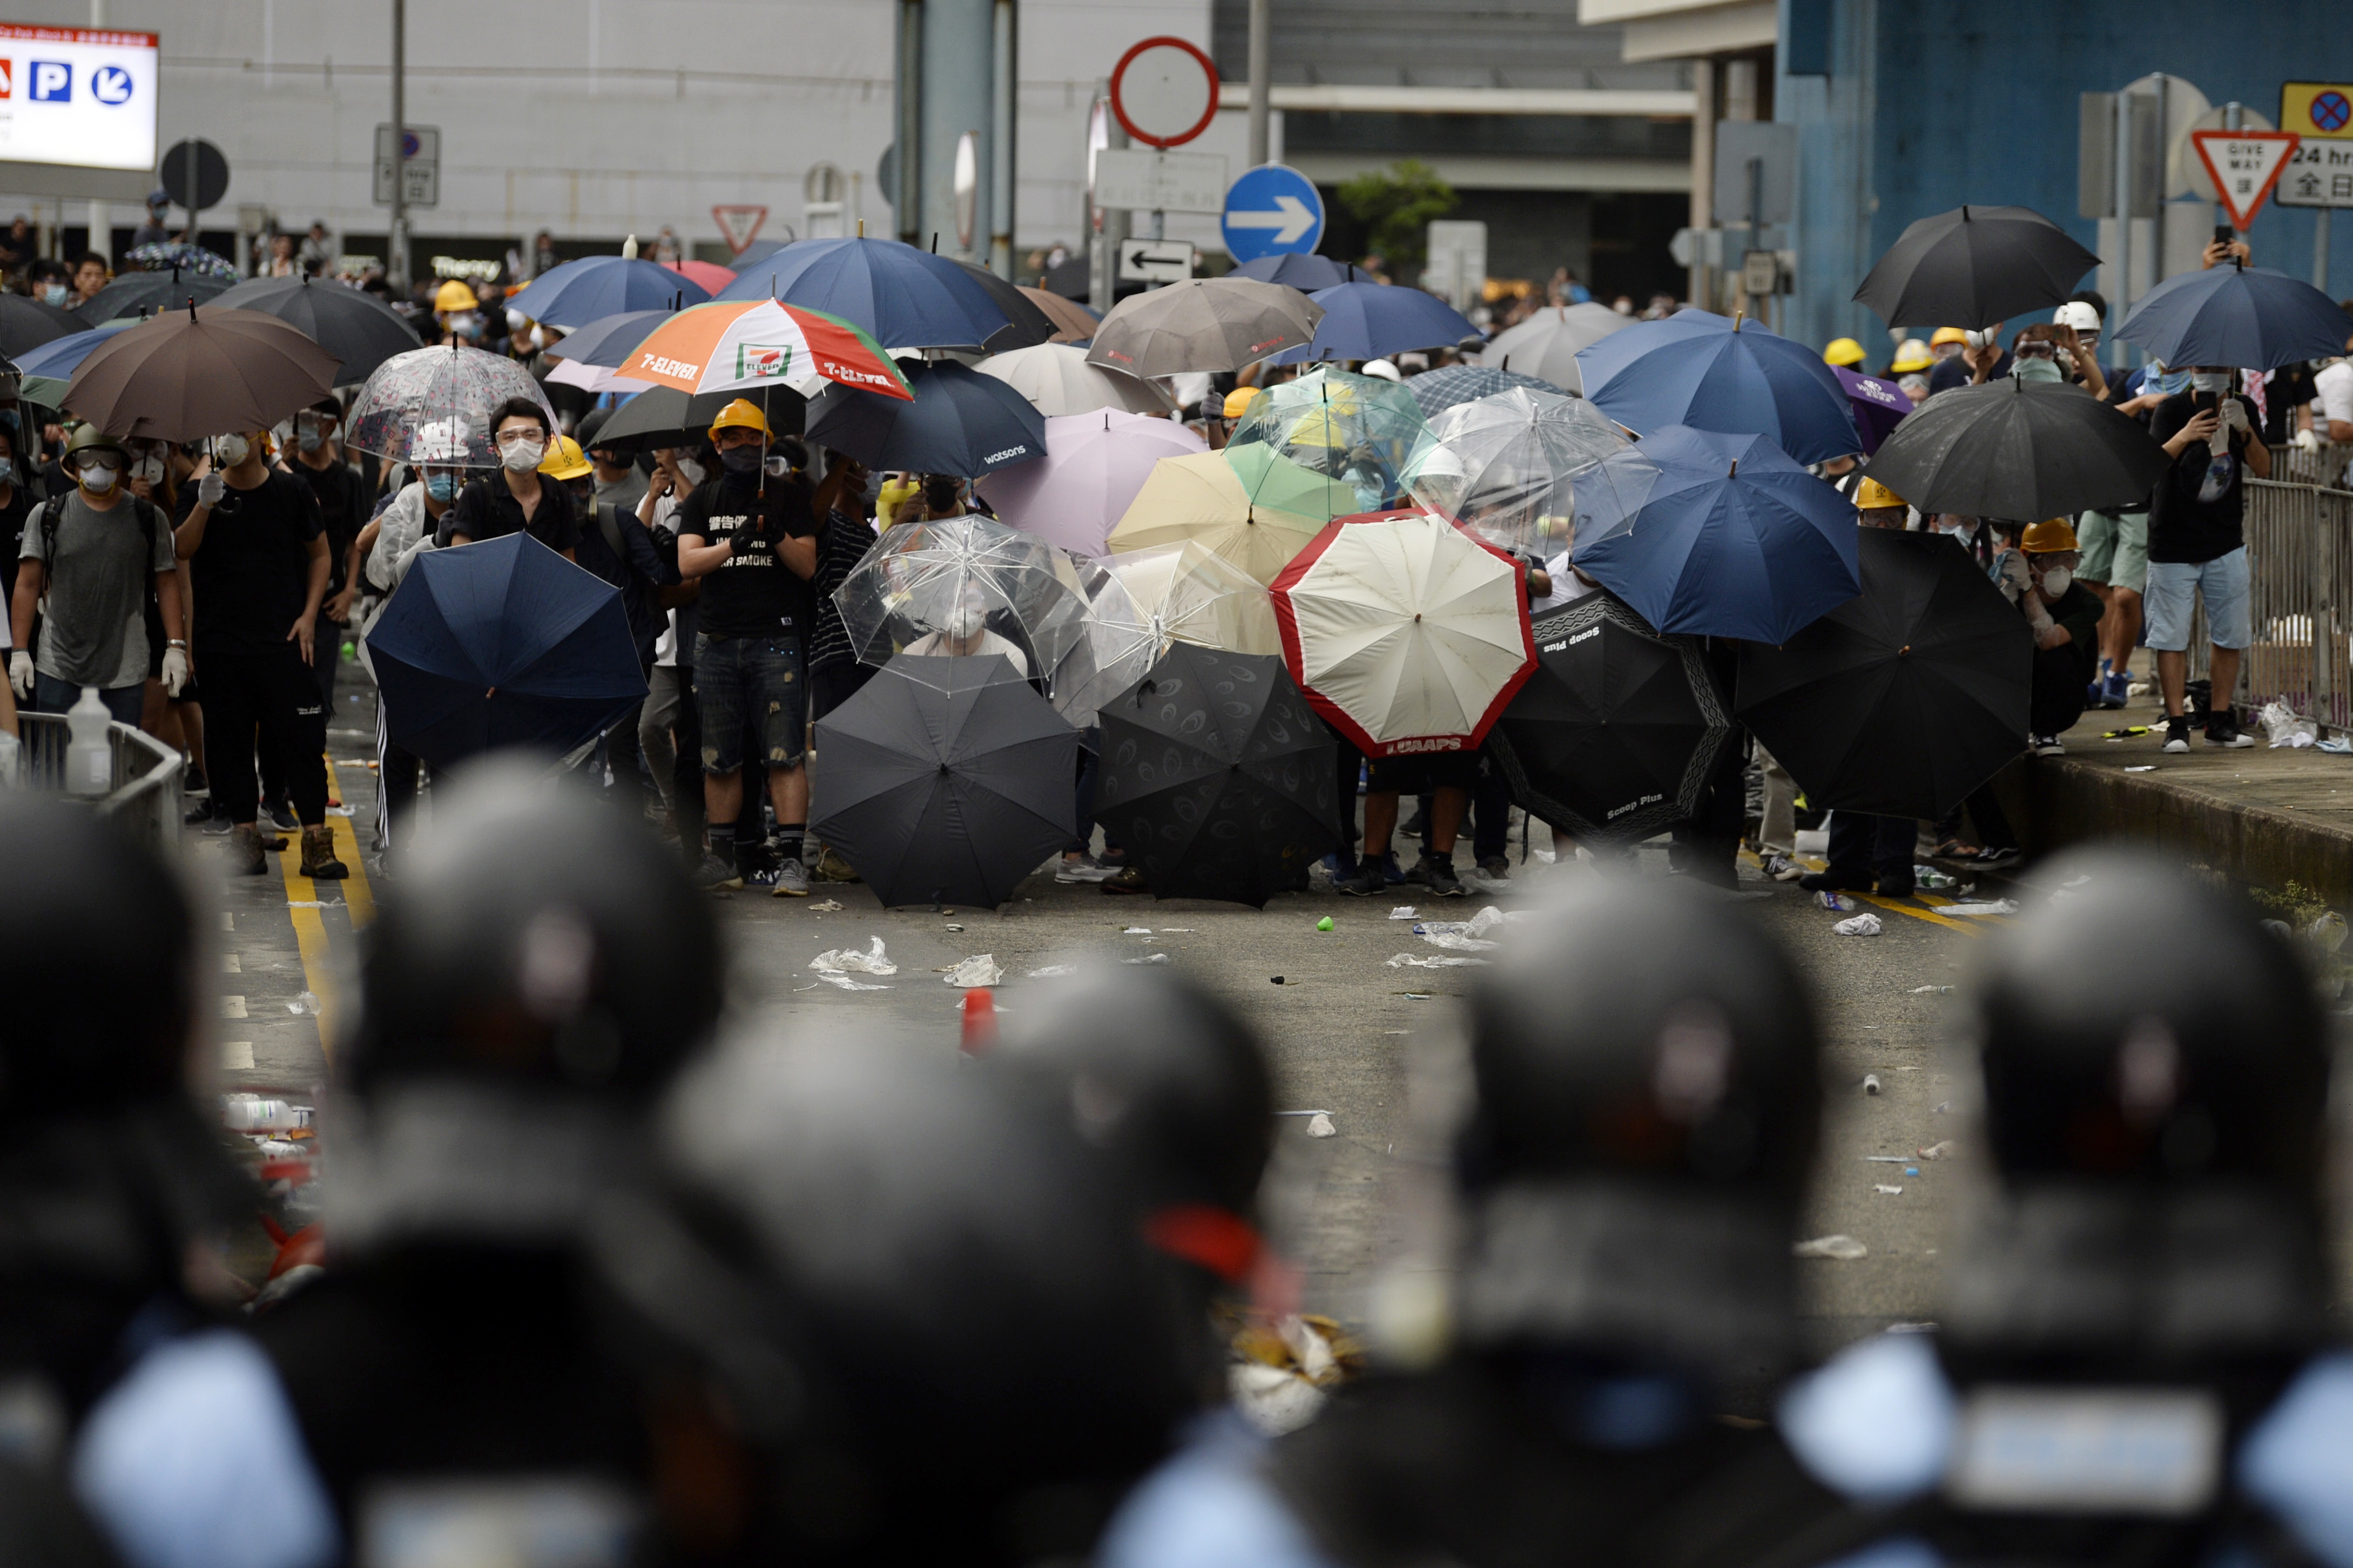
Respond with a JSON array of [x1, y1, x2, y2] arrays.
[[2118, 261, 2353, 371], [716, 237, 1014, 351], [366, 532, 649, 769], [1574, 309, 1863, 464], [507, 256, 714, 329], [1570, 425, 1860, 645], [1228, 254, 1367, 290], [1405, 361, 1563, 420], [806, 359, 1046, 478], [1266, 281, 1480, 365]]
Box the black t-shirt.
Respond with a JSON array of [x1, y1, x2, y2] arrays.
[[296, 456, 372, 599], [436, 476, 582, 556], [2262, 362, 2318, 447], [185, 469, 323, 654], [0, 486, 31, 608], [675, 475, 818, 640], [2148, 391, 2260, 565], [2040, 580, 2105, 684]]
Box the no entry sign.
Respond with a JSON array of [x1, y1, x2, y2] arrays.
[[1110, 36, 1220, 150]]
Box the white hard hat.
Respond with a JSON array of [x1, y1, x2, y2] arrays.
[[1360, 358, 1403, 383], [2053, 300, 2101, 333]]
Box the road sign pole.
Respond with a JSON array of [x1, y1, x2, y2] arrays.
[[2320, 208, 2333, 294], [389, 0, 408, 293], [184, 137, 199, 254], [1246, 0, 1270, 168], [87, 0, 106, 266]]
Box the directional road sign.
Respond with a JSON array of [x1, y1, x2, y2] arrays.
[[2189, 129, 2300, 229], [1119, 239, 1195, 283], [1221, 164, 1324, 263], [373, 123, 440, 208]]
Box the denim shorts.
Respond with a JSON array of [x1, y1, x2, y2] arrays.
[[693, 633, 806, 773], [2142, 548, 2251, 652]]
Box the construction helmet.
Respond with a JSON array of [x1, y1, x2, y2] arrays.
[[707, 397, 770, 438], [2053, 300, 2102, 335], [62, 423, 129, 465], [1930, 326, 1969, 348], [1888, 339, 1933, 374], [1222, 387, 1259, 420], [1854, 476, 1907, 511], [433, 278, 480, 313], [2020, 517, 2079, 553], [1823, 337, 1866, 367], [537, 434, 593, 483]]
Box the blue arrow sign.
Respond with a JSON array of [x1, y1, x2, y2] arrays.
[[1222, 164, 1325, 263]]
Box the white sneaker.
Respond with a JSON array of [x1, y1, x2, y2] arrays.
[[2162, 718, 2191, 754], [1055, 855, 1115, 883], [2030, 734, 2065, 757]]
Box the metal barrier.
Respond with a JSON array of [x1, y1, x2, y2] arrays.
[[11, 713, 185, 847], [2189, 475, 2353, 730]]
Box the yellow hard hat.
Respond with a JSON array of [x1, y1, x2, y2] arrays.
[[1223, 387, 1258, 420], [1855, 477, 1907, 511], [1823, 337, 1866, 367], [707, 397, 771, 437], [2021, 517, 2079, 553], [434, 279, 480, 313], [1930, 326, 1968, 348], [1888, 339, 1933, 374], [537, 434, 592, 483]]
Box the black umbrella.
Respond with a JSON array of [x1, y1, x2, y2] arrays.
[[71, 265, 234, 323], [0, 293, 79, 357], [1735, 529, 2030, 821], [947, 258, 1059, 352], [806, 359, 1046, 478], [1094, 645, 1338, 908], [1852, 205, 2101, 330], [811, 654, 1079, 908], [1859, 378, 2168, 520], [212, 274, 424, 384], [1487, 592, 1733, 842], [595, 384, 805, 451]]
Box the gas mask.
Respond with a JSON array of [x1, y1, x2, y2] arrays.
[[130, 448, 166, 485], [76, 459, 118, 495]]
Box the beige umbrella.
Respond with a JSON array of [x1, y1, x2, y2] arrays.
[[1105, 447, 1355, 586], [1017, 285, 1101, 344], [1085, 277, 1323, 377], [976, 343, 1176, 417]]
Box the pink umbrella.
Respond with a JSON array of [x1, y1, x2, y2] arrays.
[[664, 259, 738, 294], [975, 409, 1204, 557]]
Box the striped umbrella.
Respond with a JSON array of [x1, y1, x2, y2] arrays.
[[621, 300, 913, 402]]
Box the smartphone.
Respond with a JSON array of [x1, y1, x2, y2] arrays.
[[2213, 224, 2235, 247]]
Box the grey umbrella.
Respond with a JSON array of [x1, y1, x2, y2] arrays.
[[1085, 278, 1323, 377], [811, 655, 1079, 909]]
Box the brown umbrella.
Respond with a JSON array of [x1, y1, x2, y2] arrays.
[[1018, 285, 1100, 344], [1085, 278, 1323, 377], [64, 303, 340, 442]]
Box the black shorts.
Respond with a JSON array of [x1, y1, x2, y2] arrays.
[[1366, 749, 1480, 794]]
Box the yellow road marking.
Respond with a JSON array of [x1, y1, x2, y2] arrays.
[[323, 759, 376, 931], [268, 756, 378, 1062], [1737, 849, 1996, 936]]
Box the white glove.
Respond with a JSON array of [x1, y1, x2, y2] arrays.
[[161, 645, 190, 697], [8, 650, 31, 701], [2220, 399, 2250, 432], [2294, 427, 2322, 453], [197, 474, 225, 507]]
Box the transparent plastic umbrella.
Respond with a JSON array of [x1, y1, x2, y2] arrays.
[[346, 344, 560, 468], [1037, 542, 1280, 734], [1226, 366, 1427, 515], [832, 512, 1091, 689], [1402, 387, 1634, 556]]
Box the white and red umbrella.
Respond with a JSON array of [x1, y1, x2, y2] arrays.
[[1271, 509, 1535, 758], [621, 299, 914, 401]]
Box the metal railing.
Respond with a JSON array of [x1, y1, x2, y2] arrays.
[[11, 713, 185, 846], [2189, 473, 2353, 730]]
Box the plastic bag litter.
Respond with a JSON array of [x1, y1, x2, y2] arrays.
[[1817, 890, 1852, 911], [1305, 1113, 1336, 1138], [810, 936, 896, 976], [1414, 905, 1507, 951], [1911, 985, 1954, 994], [287, 991, 320, 1016], [811, 971, 891, 991], [1384, 952, 1490, 968], [1919, 1140, 1957, 1159], [1941, 900, 2018, 917], [1794, 1234, 1867, 1260], [1832, 913, 1883, 936], [945, 955, 1004, 988], [2319, 735, 2353, 755], [1230, 1362, 1327, 1437], [809, 899, 845, 912], [1122, 952, 1173, 965], [2258, 699, 2320, 748], [1389, 906, 1419, 920], [1027, 964, 1077, 978]]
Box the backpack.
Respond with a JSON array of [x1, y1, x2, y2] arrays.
[[31, 492, 165, 647]]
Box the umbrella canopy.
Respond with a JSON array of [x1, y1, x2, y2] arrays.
[[806, 359, 1046, 478], [1105, 447, 1351, 585], [833, 511, 1088, 675], [1852, 205, 2101, 330], [1271, 509, 1535, 757], [365, 531, 649, 769], [1571, 425, 1860, 646], [1476, 302, 1635, 392], [663, 259, 738, 294], [1406, 361, 1563, 420], [1089, 541, 1282, 661], [1488, 592, 1734, 842], [811, 654, 1078, 909], [974, 409, 1204, 556], [505, 254, 714, 329], [347, 344, 562, 468], [975, 343, 1174, 417], [1859, 378, 2169, 520], [1403, 386, 1632, 556], [1575, 310, 1863, 464], [1228, 365, 1427, 513], [1017, 286, 1100, 344], [2116, 261, 2353, 371], [547, 358, 653, 397], [1228, 254, 1369, 290], [591, 386, 798, 452], [12, 321, 134, 381], [65, 306, 342, 442], [212, 274, 424, 385], [1833, 365, 1912, 456], [72, 266, 233, 323], [0, 293, 81, 357], [1095, 645, 1340, 907], [946, 258, 1058, 351], [716, 236, 1015, 352], [121, 244, 239, 280], [618, 299, 913, 401], [1266, 281, 1479, 365], [547, 308, 673, 369], [1086, 278, 1323, 377], [1736, 528, 2031, 820]]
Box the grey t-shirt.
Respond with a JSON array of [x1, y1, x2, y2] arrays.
[[20, 491, 172, 688]]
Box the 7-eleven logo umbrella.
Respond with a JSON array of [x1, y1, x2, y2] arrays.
[[624, 300, 915, 401], [1270, 508, 1535, 758]]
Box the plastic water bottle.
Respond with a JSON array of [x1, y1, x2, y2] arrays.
[[65, 686, 110, 796]]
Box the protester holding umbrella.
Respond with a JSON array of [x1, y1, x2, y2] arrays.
[[2146, 367, 2268, 752], [438, 397, 579, 559]]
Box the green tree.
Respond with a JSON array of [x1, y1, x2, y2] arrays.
[[1336, 160, 1459, 277]]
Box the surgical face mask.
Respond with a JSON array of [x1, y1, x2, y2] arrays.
[[946, 592, 987, 639], [40, 284, 66, 307], [295, 416, 330, 453], [76, 459, 117, 494], [676, 456, 707, 487], [2150, 368, 2193, 397], [2190, 371, 2233, 395], [2037, 565, 2073, 596], [0, 459, 17, 486], [214, 433, 252, 468], [499, 436, 546, 472], [423, 470, 459, 503], [2012, 357, 2065, 385], [719, 444, 764, 475]]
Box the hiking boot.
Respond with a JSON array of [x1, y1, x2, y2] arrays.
[[298, 825, 348, 880], [693, 854, 744, 892], [813, 846, 861, 883], [772, 859, 810, 897], [2162, 715, 2192, 754], [2204, 715, 2255, 748], [229, 822, 267, 876], [1410, 853, 1466, 897], [1100, 866, 1150, 895]]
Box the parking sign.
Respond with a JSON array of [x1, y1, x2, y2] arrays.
[[0, 26, 158, 173]]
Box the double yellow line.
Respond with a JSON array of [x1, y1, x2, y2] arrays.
[[270, 756, 376, 1060], [1741, 850, 2008, 936]]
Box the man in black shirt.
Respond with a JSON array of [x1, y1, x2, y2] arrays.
[[674, 398, 818, 894], [436, 395, 578, 558], [292, 397, 372, 771], [174, 429, 346, 879], [2145, 369, 2269, 751]]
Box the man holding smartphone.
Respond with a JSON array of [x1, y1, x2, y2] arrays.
[[2145, 364, 2269, 752]]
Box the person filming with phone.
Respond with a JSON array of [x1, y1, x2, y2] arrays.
[[2145, 359, 2269, 753]]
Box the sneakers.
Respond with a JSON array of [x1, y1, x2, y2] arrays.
[[1797, 868, 1872, 894], [812, 846, 861, 883], [1055, 854, 1116, 884], [693, 854, 744, 891], [1971, 846, 2024, 869], [228, 822, 267, 876], [2162, 716, 2193, 754], [1335, 864, 1387, 897], [1761, 853, 1806, 882], [1477, 856, 1509, 882], [773, 859, 809, 897], [1409, 853, 1466, 897], [264, 799, 300, 833], [2030, 734, 2066, 757], [2204, 715, 2255, 748], [2098, 670, 2132, 708], [298, 824, 348, 881], [742, 865, 780, 892], [1399, 806, 1428, 840]]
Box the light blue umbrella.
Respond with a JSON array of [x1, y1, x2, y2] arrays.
[[1574, 309, 1863, 464], [1265, 282, 1479, 365], [15, 322, 137, 381]]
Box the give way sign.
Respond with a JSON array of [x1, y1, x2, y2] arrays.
[[2190, 130, 2301, 228]]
